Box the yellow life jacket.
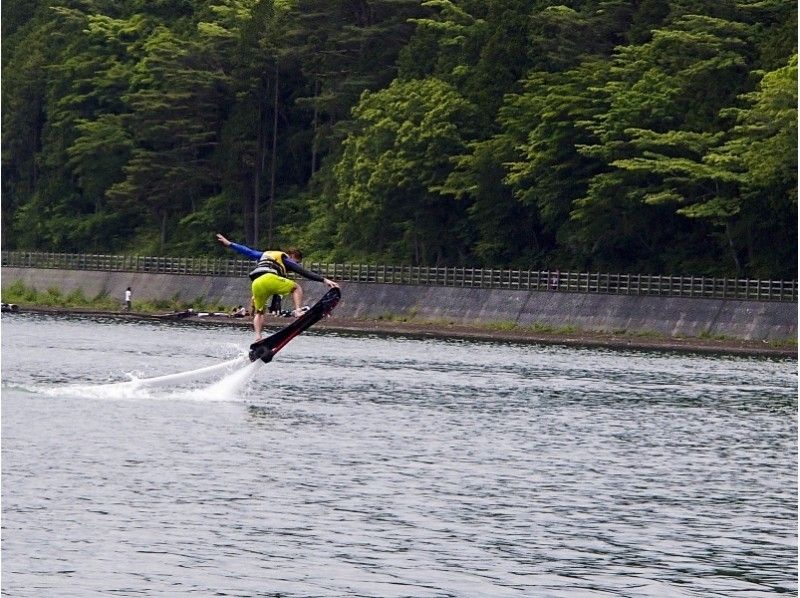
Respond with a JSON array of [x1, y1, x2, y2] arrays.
[[249, 250, 287, 280]]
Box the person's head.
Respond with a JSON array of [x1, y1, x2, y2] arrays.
[[285, 248, 303, 262]]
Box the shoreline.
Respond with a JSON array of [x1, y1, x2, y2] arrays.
[[12, 305, 797, 358]]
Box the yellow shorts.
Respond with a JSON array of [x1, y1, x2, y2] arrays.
[[251, 274, 296, 312]]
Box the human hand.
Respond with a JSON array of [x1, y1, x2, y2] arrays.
[[216, 233, 231, 247], [323, 278, 339, 289]]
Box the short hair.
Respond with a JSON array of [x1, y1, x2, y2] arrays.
[[286, 248, 303, 261]]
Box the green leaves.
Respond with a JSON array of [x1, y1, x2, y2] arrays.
[[567, 12, 766, 272], [67, 115, 133, 202], [1, 0, 795, 277], [712, 55, 797, 198], [332, 77, 476, 263]]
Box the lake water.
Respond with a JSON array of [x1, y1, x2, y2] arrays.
[[1, 312, 797, 597]]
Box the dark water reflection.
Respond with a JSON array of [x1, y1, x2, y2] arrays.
[[2, 313, 797, 597]]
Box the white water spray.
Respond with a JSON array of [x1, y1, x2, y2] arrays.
[[45, 353, 265, 402], [129, 356, 248, 388]]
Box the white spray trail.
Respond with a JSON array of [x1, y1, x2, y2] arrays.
[[187, 359, 264, 401], [130, 356, 248, 388], [46, 354, 265, 401]]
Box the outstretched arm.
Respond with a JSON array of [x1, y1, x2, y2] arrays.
[[216, 233, 262, 260]]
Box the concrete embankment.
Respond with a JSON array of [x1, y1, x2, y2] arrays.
[[2, 267, 797, 342]]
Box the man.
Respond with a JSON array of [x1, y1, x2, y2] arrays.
[[268, 294, 282, 315], [125, 287, 132, 311], [216, 233, 339, 341]]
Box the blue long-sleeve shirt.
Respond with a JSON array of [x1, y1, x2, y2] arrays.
[[228, 242, 325, 283]]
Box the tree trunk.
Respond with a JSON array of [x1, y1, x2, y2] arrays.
[[267, 58, 279, 247], [30, 98, 42, 192], [252, 77, 267, 246], [159, 209, 168, 252], [243, 189, 254, 246], [311, 78, 319, 175], [253, 138, 261, 246], [725, 222, 741, 276]]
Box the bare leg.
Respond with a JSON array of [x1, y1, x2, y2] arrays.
[[253, 310, 265, 341]]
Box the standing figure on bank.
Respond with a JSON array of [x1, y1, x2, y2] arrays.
[[268, 294, 282, 315], [215, 233, 339, 341], [125, 287, 132, 311]]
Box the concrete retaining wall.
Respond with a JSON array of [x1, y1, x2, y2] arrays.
[[3, 267, 797, 341]]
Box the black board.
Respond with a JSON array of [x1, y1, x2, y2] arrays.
[[249, 287, 341, 363]]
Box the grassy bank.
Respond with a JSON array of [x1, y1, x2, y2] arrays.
[[371, 310, 796, 350], [3, 281, 796, 355], [1, 280, 227, 314]]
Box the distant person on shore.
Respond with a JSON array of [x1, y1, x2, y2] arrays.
[[125, 287, 132, 311], [549, 269, 560, 291], [230, 305, 246, 318], [215, 233, 339, 341], [268, 294, 282, 315]]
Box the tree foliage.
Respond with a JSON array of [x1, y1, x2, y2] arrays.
[[331, 77, 476, 264], [2, 0, 796, 278]]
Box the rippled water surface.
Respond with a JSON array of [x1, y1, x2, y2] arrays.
[[2, 312, 797, 597]]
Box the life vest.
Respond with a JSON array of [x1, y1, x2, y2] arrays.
[[249, 250, 288, 281]]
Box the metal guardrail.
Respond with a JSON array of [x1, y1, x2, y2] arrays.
[[2, 251, 797, 302]]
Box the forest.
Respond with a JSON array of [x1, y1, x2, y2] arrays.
[[2, 0, 797, 278]]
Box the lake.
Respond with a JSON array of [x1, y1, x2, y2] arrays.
[[2, 312, 797, 597]]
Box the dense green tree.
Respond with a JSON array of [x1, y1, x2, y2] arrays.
[[499, 60, 610, 267], [1, 0, 795, 278], [400, 0, 530, 121], [331, 77, 476, 264], [105, 26, 228, 252], [572, 15, 757, 273], [1, 20, 50, 245], [194, 0, 283, 248], [704, 54, 797, 277], [288, 0, 426, 161], [6, 6, 145, 251], [56, 12, 148, 250]]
